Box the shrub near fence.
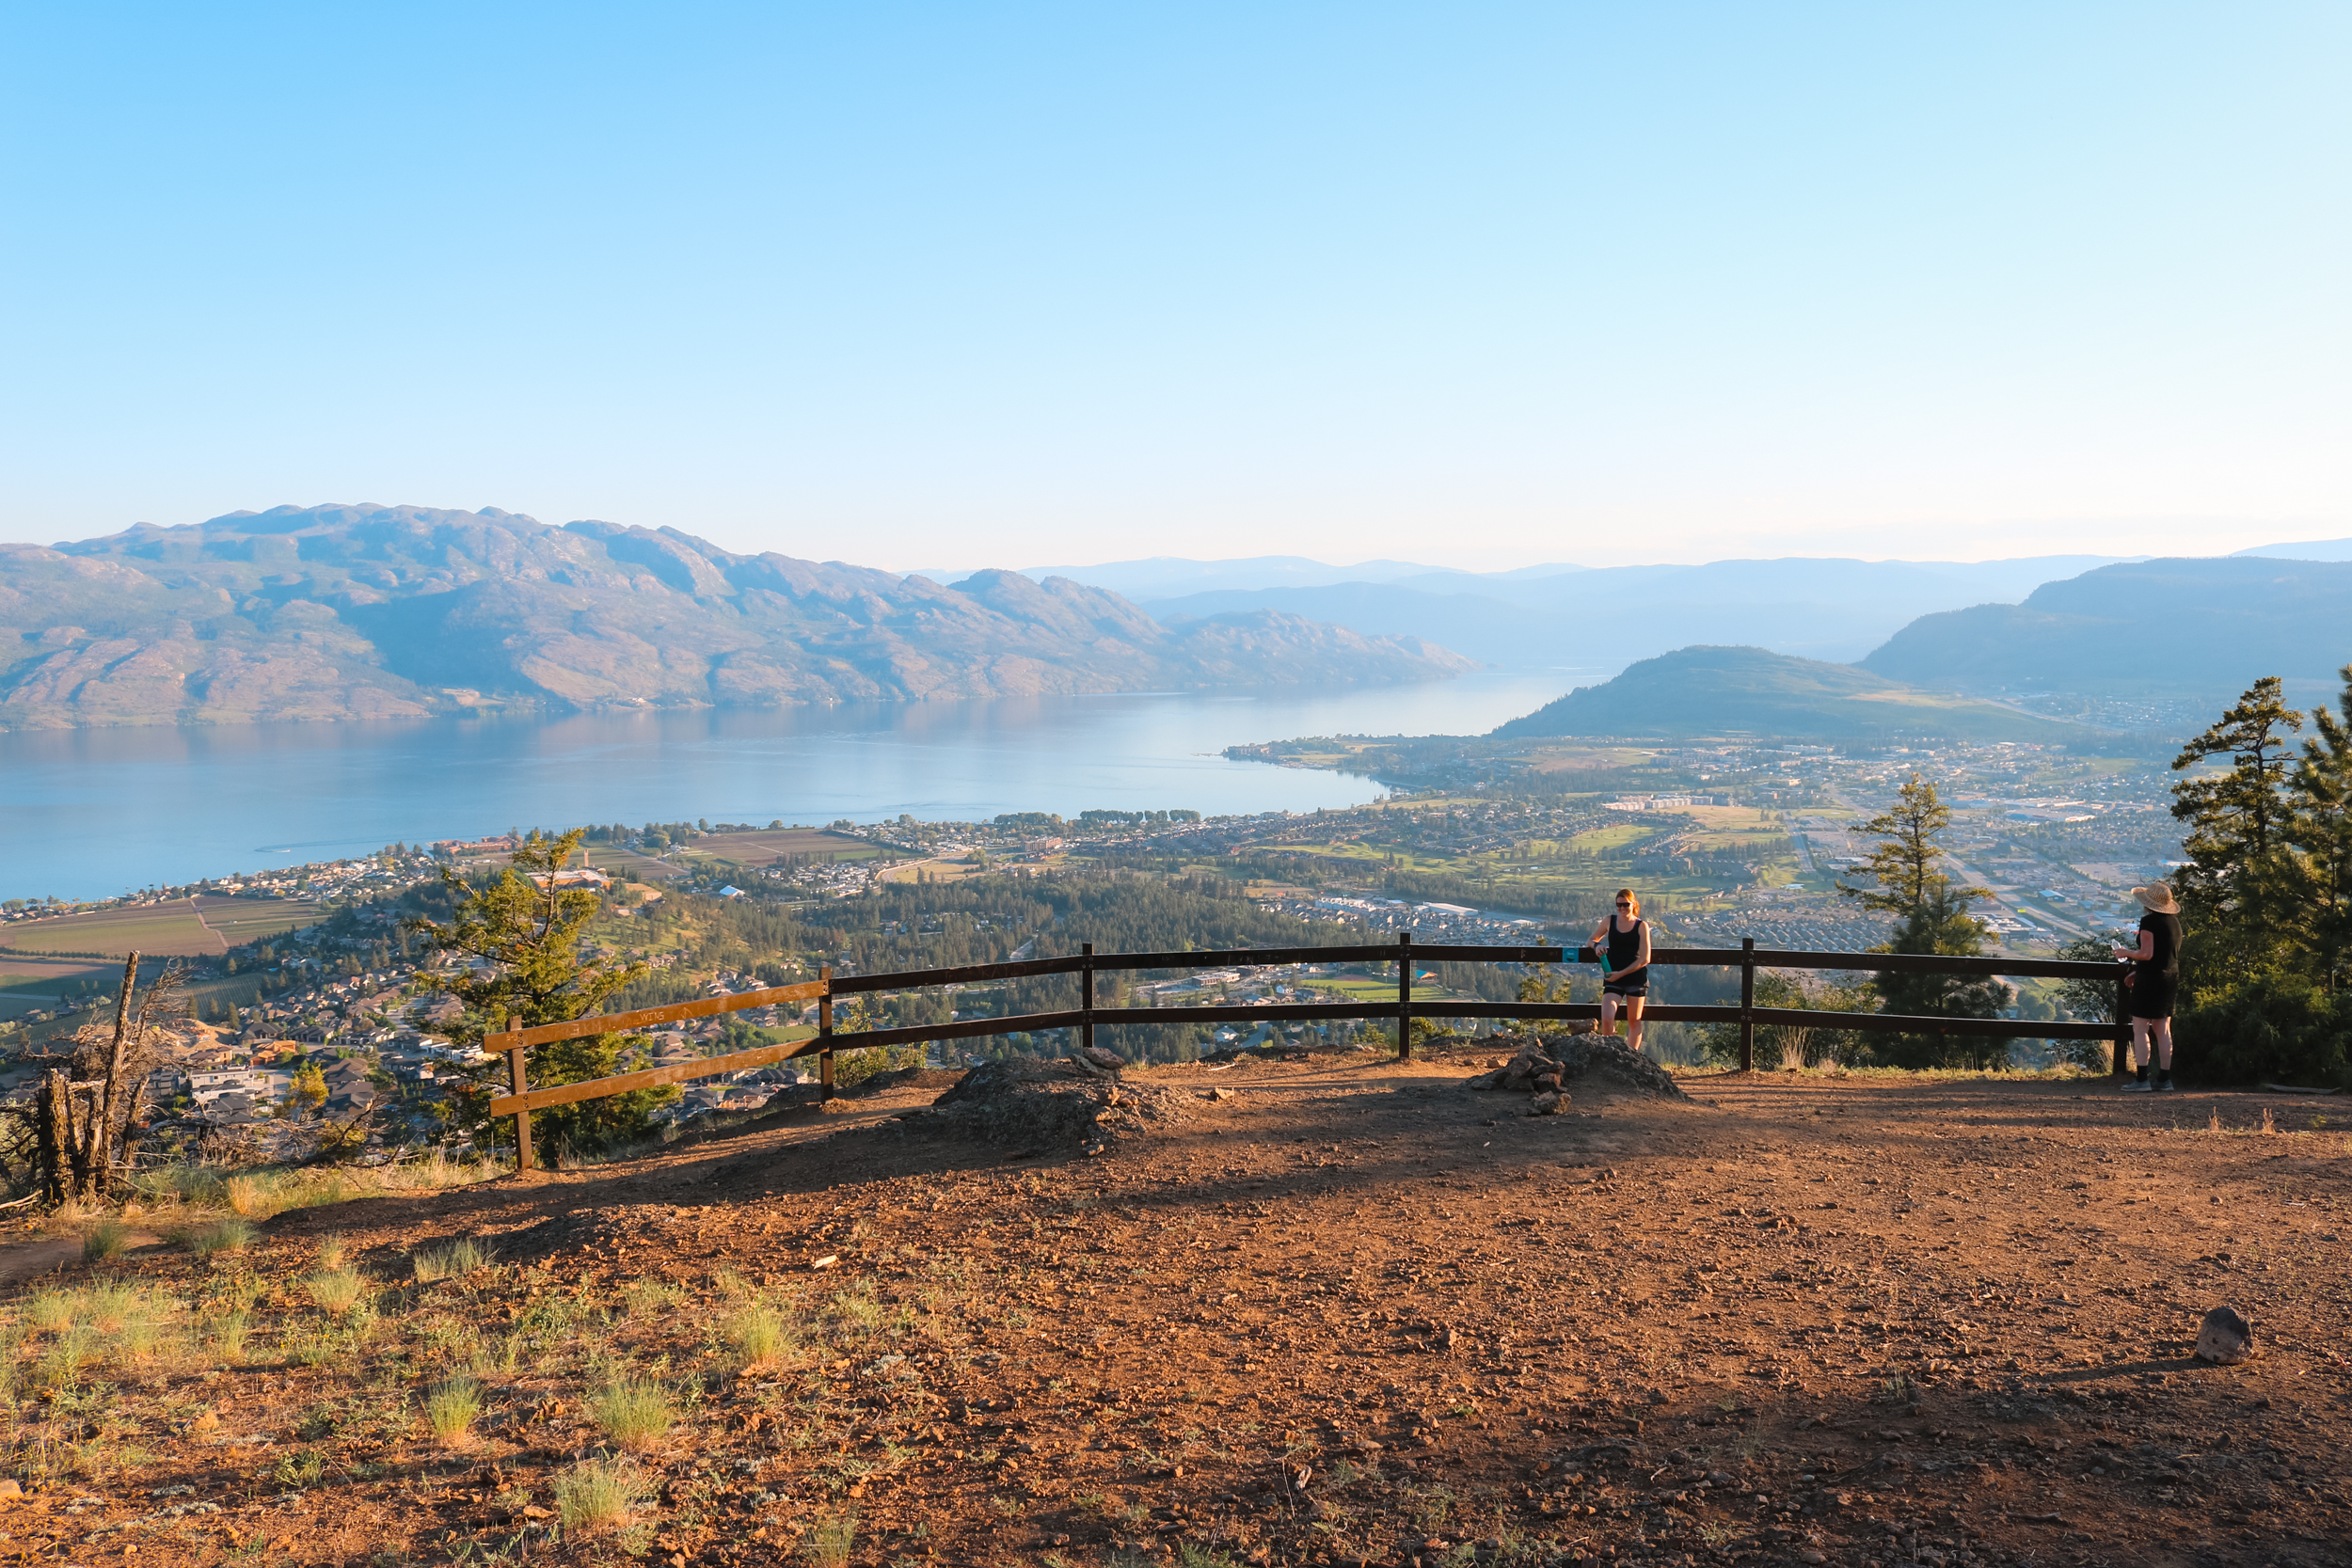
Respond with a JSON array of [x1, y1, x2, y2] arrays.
[[483, 934, 2128, 1170]]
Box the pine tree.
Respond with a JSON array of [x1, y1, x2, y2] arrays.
[[1836, 773, 1987, 918], [406, 829, 668, 1158], [2170, 676, 2303, 982], [2287, 663, 2352, 992], [1837, 772, 2008, 1067]]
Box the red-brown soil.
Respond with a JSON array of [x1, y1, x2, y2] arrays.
[[8, 1048, 2349, 1568]]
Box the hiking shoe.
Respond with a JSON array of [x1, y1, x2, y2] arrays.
[[2120, 1078, 2153, 1093], [2153, 1075, 2176, 1092]]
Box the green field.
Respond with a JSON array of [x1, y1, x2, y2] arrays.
[[692, 828, 906, 863], [0, 952, 125, 1016], [3, 900, 222, 957], [581, 846, 688, 880], [0, 895, 327, 958], [191, 895, 328, 949]]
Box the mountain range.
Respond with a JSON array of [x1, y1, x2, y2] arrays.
[[1490, 645, 2095, 745], [0, 506, 1473, 729], [1041, 544, 2352, 704], [1860, 557, 2352, 702], [1127, 555, 2126, 667]]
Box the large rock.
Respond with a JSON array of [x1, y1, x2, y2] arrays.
[[1464, 1032, 1690, 1101], [2194, 1306, 2255, 1365], [916, 1058, 1187, 1157]]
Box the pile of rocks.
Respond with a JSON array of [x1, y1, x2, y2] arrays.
[[1462, 1031, 1691, 1104], [1463, 1037, 1573, 1115], [913, 1054, 1187, 1157]]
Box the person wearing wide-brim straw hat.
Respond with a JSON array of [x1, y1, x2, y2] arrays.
[[2112, 882, 2184, 1092]]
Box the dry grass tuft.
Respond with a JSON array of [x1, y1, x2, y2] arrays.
[[129, 1154, 495, 1223], [725, 1303, 791, 1370], [82, 1219, 132, 1263], [224, 1174, 274, 1217], [623, 1277, 683, 1318], [801, 1513, 857, 1568], [182, 1217, 258, 1259], [589, 1379, 673, 1451], [304, 1268, 367, 1314], [554, 1456, 648, 1531], [422, 1376, 484, 1445], [410, 1238, 494, 1281]]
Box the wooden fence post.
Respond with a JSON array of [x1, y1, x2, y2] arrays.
[[819, 967, 834, 1101], [1739, 938, 1756, 1073], [1081, 942, 1095, 1055], [2113, 968, 2130, 1075], [502, 1015, 533, 1173], [1396, 930, 1414, 1060]]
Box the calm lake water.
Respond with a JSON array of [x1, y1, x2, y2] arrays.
[[3, 671, 1583, 900]]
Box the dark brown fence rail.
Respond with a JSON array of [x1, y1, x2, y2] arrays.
[[482, 933, 2131, 1170]]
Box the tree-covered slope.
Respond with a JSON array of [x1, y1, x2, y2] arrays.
[[1490, 645, 2092, 742], [0, 505, 1474, 728], [1859, 557, 2352, 700]]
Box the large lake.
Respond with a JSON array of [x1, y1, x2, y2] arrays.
[[4, 671, 1583, 900]]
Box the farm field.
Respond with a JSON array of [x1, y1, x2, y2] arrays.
[[579, 846, 686, 881], [1, 895, 328, 959], [692, 828, 909, 863], [13, 1051, 2344, 1566], [0, 899, 224, 958], [0, 952, 124, 1016], [580, 831, 906, 886], [188, 895, 328, 949]]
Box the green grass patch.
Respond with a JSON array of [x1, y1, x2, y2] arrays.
[[589, 1380, 672, 1451], [555, 1456, 648, 1531]]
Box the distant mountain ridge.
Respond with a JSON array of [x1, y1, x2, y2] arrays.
[[1139, 554, 2125, 669], [2232, 536, 2352, 562], [1859, 557, 2352, 702], [1491, 645, 2098, 744], [0, 505, 1474, 729], [993, 555, 1587, 600]]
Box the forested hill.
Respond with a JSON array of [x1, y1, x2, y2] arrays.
[[1860, 556, 2352, 702], [1490, 645, 2094, 743], [0, 504, 1473, 729]]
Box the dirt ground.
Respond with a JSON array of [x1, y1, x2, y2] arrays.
[[6, 1046, 2349, 1568]]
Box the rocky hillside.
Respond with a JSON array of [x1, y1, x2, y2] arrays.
[[0, 505, 1475, 728]]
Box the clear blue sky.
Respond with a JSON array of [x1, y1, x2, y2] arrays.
[[5, 3, 2345, 570]]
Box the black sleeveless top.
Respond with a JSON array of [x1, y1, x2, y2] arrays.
[[1607, 916, 1648, 982], [2137, 911, 2183, 978]]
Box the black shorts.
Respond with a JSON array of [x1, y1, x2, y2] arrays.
[[2130, 971, 2177, 1021], [1603, 977, 1648, 999]]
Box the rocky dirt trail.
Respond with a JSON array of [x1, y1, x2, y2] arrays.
[[8, 1044, 2348, 1568]]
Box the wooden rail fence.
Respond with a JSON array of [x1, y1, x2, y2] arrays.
[[482, 934, 2130, 1170]]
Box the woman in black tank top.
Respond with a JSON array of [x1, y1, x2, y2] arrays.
[[1589, 888, 1652, 1053], [2112, 882, 2184, 1091]]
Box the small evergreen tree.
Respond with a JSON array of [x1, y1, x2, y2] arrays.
[[406, 829, 671, 1159], [1865, 884, 2015, 1069], [1837, 774, 2010, 1068], [1836, 773, 1985, 920]]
